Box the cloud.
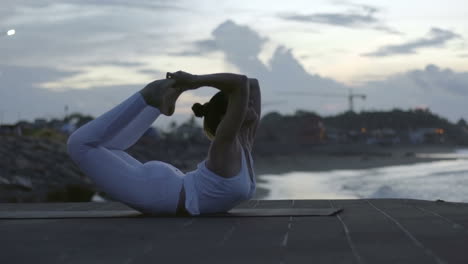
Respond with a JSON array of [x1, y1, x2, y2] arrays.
[[359, 64, 468, 121], [363, 28, 461, 57], [71, 20, 468, 121], [281, 12, 377, 26], [168, 40, 219, 56], [66, 0, 182, 10], [279, 4, 400, 34], [0, 20, 352, 126], [372, 25, 402, 35], [0, 63, 214, 129], [171, 20, 350, 115], [2, 18, 468, 128], [406, 64, 468, 96], [88, 61, 146, 68], [0, 1, 184, 68], [2, 0, 182, 15], [203, 21, 349, 95], [199, 20, 468, 121]]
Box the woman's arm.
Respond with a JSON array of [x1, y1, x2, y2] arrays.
[[195, 73, 250, 141], [168, 71, 250, 178], [248, 78, 262, 136], [168, 71, 250, 142], [238, 78, 262, 151]]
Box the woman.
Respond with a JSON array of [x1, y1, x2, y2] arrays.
[[67, 71, 261, 215]]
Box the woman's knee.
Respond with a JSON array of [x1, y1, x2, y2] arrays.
[[66, 130, 95, 163]]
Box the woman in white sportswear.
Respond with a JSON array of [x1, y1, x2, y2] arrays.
[[67, 71, 261, 215]]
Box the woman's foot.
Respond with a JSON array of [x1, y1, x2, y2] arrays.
[[140, 79, 183, 116], [160, 85, 183, 116]]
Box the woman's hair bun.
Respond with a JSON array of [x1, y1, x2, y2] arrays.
[[192, 103, 208, 118]]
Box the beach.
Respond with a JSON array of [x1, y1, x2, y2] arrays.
[[254, 144, 457, 175], [253, 144, 462, 199]]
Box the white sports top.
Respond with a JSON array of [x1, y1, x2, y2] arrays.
[[183, 146, 256, 215]]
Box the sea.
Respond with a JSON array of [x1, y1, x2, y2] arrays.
[[258, 148, 468, 203]]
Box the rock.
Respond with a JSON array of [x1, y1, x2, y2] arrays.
[[11, 175, 33, 190], [1, 132, 209, 202], [15, 157, 30, 169], [0, 176, 10, 185]]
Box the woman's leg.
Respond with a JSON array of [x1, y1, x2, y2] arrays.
[[67, 90, 183, 214]]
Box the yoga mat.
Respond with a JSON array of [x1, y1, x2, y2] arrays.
[[0, 208, 342, 219]]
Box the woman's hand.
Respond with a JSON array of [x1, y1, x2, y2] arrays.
[[166, 71, 199, 91]]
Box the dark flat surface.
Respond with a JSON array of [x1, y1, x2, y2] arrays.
[[0, 203, 341, 218], [1, 199, 468, 264]]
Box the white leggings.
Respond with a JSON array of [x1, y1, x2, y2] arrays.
[[66, 91, 184, 214]]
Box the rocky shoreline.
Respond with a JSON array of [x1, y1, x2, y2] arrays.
[[0, 132, 213, 203], [0, 135, 94, 202]]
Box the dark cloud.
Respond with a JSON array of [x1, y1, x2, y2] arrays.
[[138, 69, 162, 76], [372, 25, 402, 35], [0, 0, 184, 29], [211, 20, 270, 76], [0, 2, 179, 66], [88, 61, 146, 67], [202, 20, 348, 94], [67, 0, 182, 10], [168, 40, 219, 56], [363, 28, 461, 57], [279, 4, 400, 34], [0, 65, 78, 123], [0, 64, 147, 124], [359, 64, 468, 121], [2, 0, 182, 12], [407, 64, 468, 96], [281, 12, 377, 26], [0, 64, 207, 128]]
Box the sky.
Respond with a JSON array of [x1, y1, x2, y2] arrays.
[[1, 0, 467, 129]]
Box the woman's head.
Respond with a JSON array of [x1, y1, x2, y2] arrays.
[[192, 91, 228, 140]]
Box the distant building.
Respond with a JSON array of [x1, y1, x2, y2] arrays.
[[326, 128, 348, 144], [33, 118, 47, 129], [297, 115, 325, 144], [408, 128, 445, 144], [60, 122, 77, 135], [0, 124, 22, 136], [366, 128, 400, 146]]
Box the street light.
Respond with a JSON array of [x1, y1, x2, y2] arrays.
[[7, 29, 15, 36]]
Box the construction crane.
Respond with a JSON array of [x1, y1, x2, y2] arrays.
[[347, 89, 366, 112], [277, 89, 367, 113]]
